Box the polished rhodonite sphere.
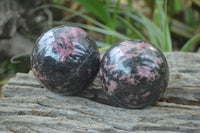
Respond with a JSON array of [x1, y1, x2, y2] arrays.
[[31, 26, 100, 95], [99, 39, 169, 109]]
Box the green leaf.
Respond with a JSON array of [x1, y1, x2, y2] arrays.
[[155, 0, 172, 51], [112, 0, 120, 29], [164, 23, 173, 51], [185, 8, 195, 27], [118, 16, 145, 40], [110, 0, 120, 43], [74, 0, 111, 26], [0, 79, 8, 85], [96, 41, 110, 48], [40, 20, 130, 41], [32, 4, 109, 30], [174, 0, 184, 11], [67, 22, 130, 40], [181, 34, 200, 52], [10, 53, 30, 64], [99, 46, 111, 51]]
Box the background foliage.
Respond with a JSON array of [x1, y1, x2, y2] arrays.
[[47, 0, 200, 52]]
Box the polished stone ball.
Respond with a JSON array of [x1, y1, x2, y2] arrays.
[[31, 26, 100, 95], [99, 39, 169, 109]]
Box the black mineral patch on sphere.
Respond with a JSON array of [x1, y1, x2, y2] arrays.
[[99, 39, 169, 109], [31, 26, 100, 95]]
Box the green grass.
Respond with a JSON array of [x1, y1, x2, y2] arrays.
[[74, 0, 120, 44], [32, 4, 130, 44], [181, 33, 200, 52], [32, 0, 200, 52]]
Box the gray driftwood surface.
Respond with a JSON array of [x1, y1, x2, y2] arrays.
[[1, 52, 200, 133]]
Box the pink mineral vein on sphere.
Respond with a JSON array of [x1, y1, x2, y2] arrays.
[[103, 73, 109, 82], [51, 43, 74, 62], [104, 56, 108, 64], [87, 68, 91, 76], [118, 42, 152, 61], [127, 78, 137, 85], [125, 93, 138, 102], [120, 54, 133, 62], [72, 43, 85, 55], [109, 80, 117, 91], [109, 47, 121, 57], [51, 30, 87, 62], [99, 69, 105, 87], [140, 54, 163, 69], [99, 68, 103, 76], [137, 42, 152, 49], [113, 73, 118, 78], [109, 47, 127, 65], [32, 63, 36, 69], [72, 27, 87, 37], [56, 86, 62, 91], [65, 27, 87, 41], [141, 91, 151, 98], [119, 41, 133, 54], [137, 66, 156, 80], [103, 57, 116, 72], [108, 64, 117, 73], [106, 80, 117, 95], [38, 74, 46, 80], [59, 32, 73, 48], [146, 54, 163, 65], [119, 74, 128, 80], [96, 54, 100, 60], [118, 44, 135, 62], [154, 56, 163, 64]]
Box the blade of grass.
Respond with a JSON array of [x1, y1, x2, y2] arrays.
[[125, 0, 133, 35], [141, 16, 162, 49], [164, 24, 173, 51], [68, 22, 130, 40], [163, 0, 172, 51], [110, 0, 120, 43], [74, 0, 111, 26], [33, 4, 105, 29], [74, 0, 116, 44], [10, 53, 30, 64], [32, 4, 111, 28], [118, 16, 145, 39], [63, 10, 110, 30], [181, 34, 200, 52], [156, 0, 172, 51], [118, 6, 142, 23], [32, 4, 73, 13], [170, 19, 194, 38], [120, 7, 162, 35], [32, 3, 115, 45], [99, 46, 111, 51], [39, 20, 130, 40], [96, 41, 110, 48], [119, 6, 162, 49], [112, 0, 120, 29], [0, 79, 9, 85], [155, 0, 165, 28]]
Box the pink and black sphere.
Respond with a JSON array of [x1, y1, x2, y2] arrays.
[[99, 39, 169, 109], [31, 26, 100, 95]]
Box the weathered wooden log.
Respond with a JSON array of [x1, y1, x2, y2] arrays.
[[1, 52, 200, 132]]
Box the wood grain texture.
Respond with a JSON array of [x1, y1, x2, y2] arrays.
[[164, 52, 200, 105], [1, 52, 200, 132]]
